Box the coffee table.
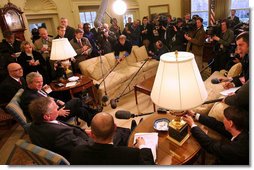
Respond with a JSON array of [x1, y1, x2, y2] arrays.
[[128, 113, 201, 165], [134, 76, 156, 111]]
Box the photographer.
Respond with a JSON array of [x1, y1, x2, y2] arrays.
[[211, 19, 234, 72], [184, 17, 206, 70], [171, 18, 187, 51]]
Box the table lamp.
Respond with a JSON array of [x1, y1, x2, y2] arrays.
[[50, 38, 77, 78], [151, 51, 208, 146]]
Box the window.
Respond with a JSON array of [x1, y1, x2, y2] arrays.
[[230, 0, 249, 22], [79, 11, 97, 28], [191, 0, 209, 29], [123, 14, 134, 26]]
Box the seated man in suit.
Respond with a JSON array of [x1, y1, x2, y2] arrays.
[[29, 97, 133, 161], [20, 72, 97, 126], [0, 63, 26, 105], [70, 112, 155, 165], [183, 106, 249, 165]]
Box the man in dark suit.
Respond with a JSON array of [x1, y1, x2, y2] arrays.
[[28, 97, 93, 161], [70, 112, 155, 165], [0, 63, 26, 105], [0, 31, 22, 68], [20, 72, 97, 125], [227, 9, 240, 28], [60, 17, 75, 41], [183, 106, 249, 165], [29, 97, 133, 161]]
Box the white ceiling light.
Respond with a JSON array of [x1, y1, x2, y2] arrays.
[[112, 0, 127, 15]]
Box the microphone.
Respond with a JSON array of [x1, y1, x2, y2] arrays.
[[211, 78, 221, 84], [203, 98, 223, 104], [109, 58, 150, 109], [115, 110, 154, 119], [101, 95, 109, 103], [115, 110, 134, 119], [110, 98, 118, 109]]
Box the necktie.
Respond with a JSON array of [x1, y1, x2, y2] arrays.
[[78, 40, 83, 47], [38, 90, 48, 97], [18, 79, 22, 85]]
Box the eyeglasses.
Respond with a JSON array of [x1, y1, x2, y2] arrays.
[[11, 68, 23, 72]]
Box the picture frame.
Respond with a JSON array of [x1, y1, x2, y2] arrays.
[[4, 9, 23, 31], [148, 4, 170, 20]]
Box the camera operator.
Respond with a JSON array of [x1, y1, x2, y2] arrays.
[[211, 19, 234, 72], [162, 15, 175, 50], [171, 18, 187, 51], [184, 17, 206, 70]]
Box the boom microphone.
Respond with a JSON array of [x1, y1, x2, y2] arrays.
[[110, 58, 151, 109], [203, 98, 223, 104], [211, 78, 221, 84], [115, 110, 154, 119], [110, 98, 118, 109]]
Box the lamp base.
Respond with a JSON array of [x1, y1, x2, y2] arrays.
[[167, 121, 189, 146]]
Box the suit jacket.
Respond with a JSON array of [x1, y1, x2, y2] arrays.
[[232, 54, 249, 87], [186, 26, 206, 56], [64, 26, 75, 41], [224, 80, 249, 111], [33, 37, 53, 60], [70, 143, 155, 165], [0, 76, 26, 104], [20, 88, 42, 121], [29, 121, 93, 161], [0, 39, 22, 67], [192, 114, 249, 165]]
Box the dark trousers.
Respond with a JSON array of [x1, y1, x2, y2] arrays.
[[57, 98, 97, 126]]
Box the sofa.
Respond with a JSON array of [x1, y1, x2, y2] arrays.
[[193, 62, 242, 121], [79, 46, 159, 103]]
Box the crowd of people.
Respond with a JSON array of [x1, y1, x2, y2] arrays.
[[0, 10, 249, 165]]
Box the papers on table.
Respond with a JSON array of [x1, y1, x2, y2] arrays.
[[220, 87, 241, 96], [66, 81, 77, 87], [134, 132, 158, 161]]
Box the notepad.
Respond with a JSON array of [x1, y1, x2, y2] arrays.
[[220, 87, 240, 96], [66, 82, 77, 87], [134, 132, 158, 161]]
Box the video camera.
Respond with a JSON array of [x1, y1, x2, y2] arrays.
[[206, 20, 221, 36], [182, 20, 196, 33]]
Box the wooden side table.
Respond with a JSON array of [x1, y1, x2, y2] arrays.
[[49, 74, 97, 106], [128, 113, 201, 165], [134, 76, 156, 111]]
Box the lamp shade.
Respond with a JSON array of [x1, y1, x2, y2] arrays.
[[151, 52, 207, 111], [50, 38, 77, 60]]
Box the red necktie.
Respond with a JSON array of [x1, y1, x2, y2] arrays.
[[18, 79, 22, 85]]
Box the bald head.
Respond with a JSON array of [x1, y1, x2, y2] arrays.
[[7, 63, 23, 78], [91, 112, 115, 142]]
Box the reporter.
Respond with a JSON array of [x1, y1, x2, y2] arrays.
[[183, 106, 249, 165]]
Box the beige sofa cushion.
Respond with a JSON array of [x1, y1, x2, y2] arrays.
[[227, 63, 242, 78], [192, 71, 225, 115], [208, 102, 229, 122], [133, 46, 149, 62], [104, 52, 117, 68], [80, 56, 111, 81], [125, 46, 138, 64], [129, 59, 158, 72]]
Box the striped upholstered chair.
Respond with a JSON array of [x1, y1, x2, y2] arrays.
[[5, 89, 31, 132], [14, 139, 70, 165]]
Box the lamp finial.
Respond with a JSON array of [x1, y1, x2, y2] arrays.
[[175, 50, 178, 58]]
